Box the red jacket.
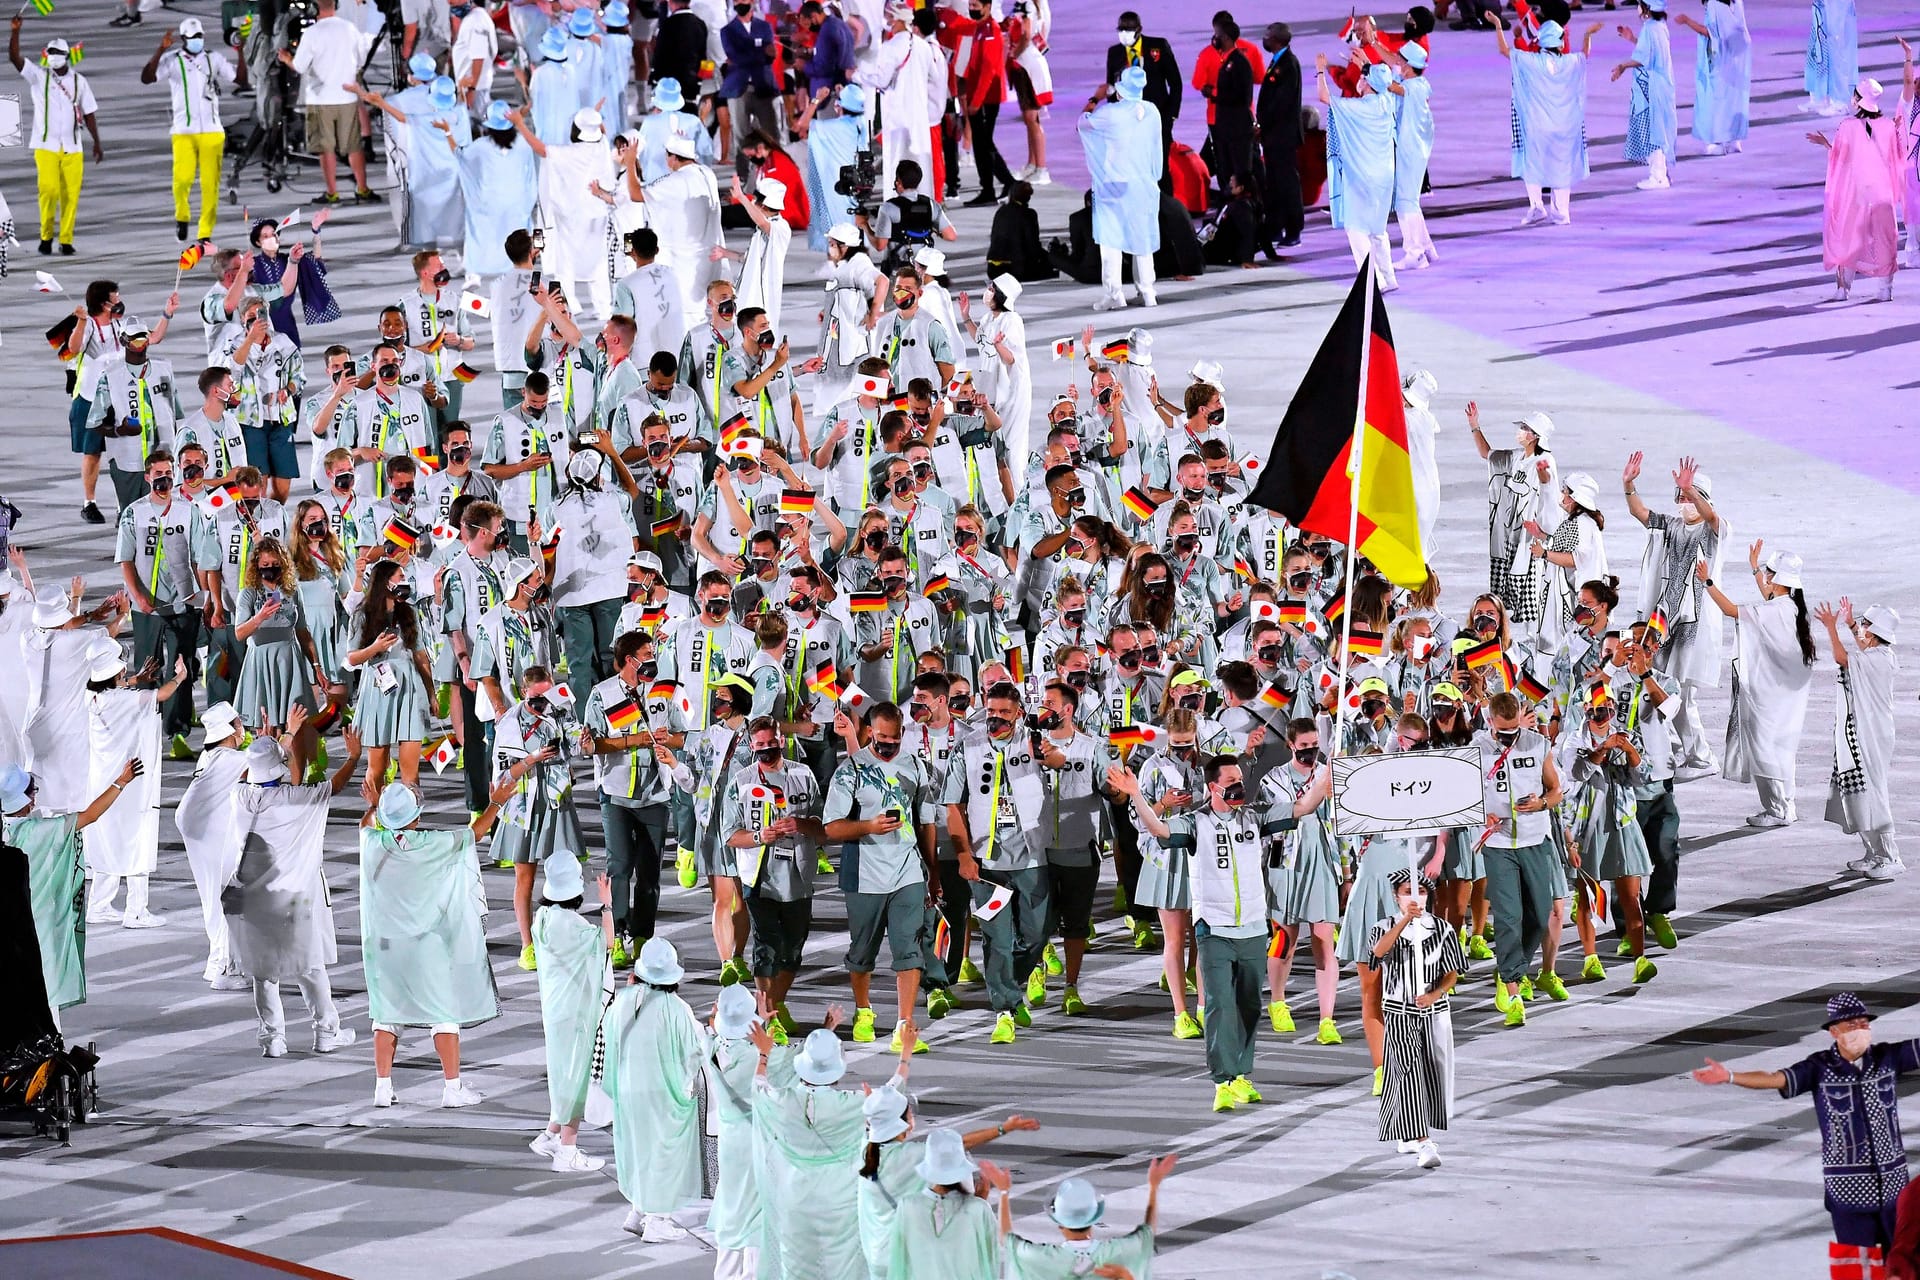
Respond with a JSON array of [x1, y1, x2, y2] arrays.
[[957, 16, 1008, 113], [1191, 38, 1266, 124]]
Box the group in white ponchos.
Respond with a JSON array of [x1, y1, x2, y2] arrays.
[[1816, 601, 1901, 876], [173, 701, 252, 989], [351, 74, 470, 250], [1702, 543, 1815, 827]]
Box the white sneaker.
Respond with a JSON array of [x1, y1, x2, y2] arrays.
[[530, 1130, 562, 1159], [373, 1078, 396, 1108], [1745, 812, 1790, 829], [1138, 291, 1158, 307], [1394, 253, 1426, 271], [1872, 278, 1893, 303], [1394, 1139, 1419, 1154], [1731, 140, 1743, 153], [622, 1208, 646, 1237], [122, 909, 168, 929], [1377, 272, 1400, 293], [1549, 208, 1572, 226], [1847, 855, 1878, 872], [441, 1080, 485, 1108], [1702, 143, 1723, 156], [1673, 763, 1718, 783], [551, 1144, 605, 1173], [1863, 856, 1906, 882], [86, 905, 124, 924], [210, 972, 251, 992], [1519, 206, 1549, 228], [1013, 163, 1036, 181], [1635, 175, 1670, 190], [1416, 1139, 1443, 1169], [262, 1036, 288, 1059], [641, 1213, 688, 1243], [1028, 167, 1051, 186], [314, 1025, 358, 1053], [1820, 284, 1851, 304], [1092, 293, 1126, 312]]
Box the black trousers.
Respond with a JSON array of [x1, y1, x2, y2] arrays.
[[941, 109, 962, 195], [603, 800, 669, 939], [1107, 795, 1143, 908], [1261, 134, 1304, 239], [935, 859, 971, 984], [455, 680, 492, 813], [968, 101, 1016, 194], [1639, 782, 1682, 916], [131, 607, 201, 738]]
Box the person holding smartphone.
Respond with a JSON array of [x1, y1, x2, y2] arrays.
[[234, 537, 327, 772]]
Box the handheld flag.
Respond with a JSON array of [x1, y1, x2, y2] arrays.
[[383, 518, 422, 552], [450, 362, 480, 384], [1345, 629, 1385, 659], [1516, 667, 1550, 706], [1275, 600, 1308, 626], [1100, 338, 1131, 363], [839, 681, 872, 713], [1247, 263, 1429, 590], [1258, 683, 1289, 711], [605, 698, 643, 731], [780, 488, 817, 516], [411, 446, 440, 471], [33, 271, 63, 295], [458, 291, 492, 319], [177, 244, 206, 272], [922, 572, 952, 597], [277, 208, 304, 232], [809, 663, 841, 698], [650, 513, 682, 539], [933, 915, 952, 961], [973, 883, 1013, 922], [1004, 644, 1025, 684], [205, 483, 242, 512], [719, 412, 751, 449], [1050, 336, 1078, 361], [1268, 924, 1293, 960], [1120, 486, 1158, 521], [428, 735, 458, 773], [639, 604, 669, 630], [647, 678, 677, 700], [1460, 638, 1503, 671], [1644, 608, 1669, 647], [853, 371, 890, 398], [847, 591, 886, 613], [32, 0, 53, 16]]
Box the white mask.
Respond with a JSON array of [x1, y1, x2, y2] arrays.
[[1837, 1027, 1872, 1059], [1117, 28, 1136, 44], [259, 234, 280, 255], [47, 54, 69, 72], [1676, 500, 1700, 523]]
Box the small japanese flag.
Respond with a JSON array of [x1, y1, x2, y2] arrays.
[[429, 735, 458, 773], [839, 681, 871, 713], [549, 681, 574, 709], [678, 692, 696, 717], [278, 208, 305, 232], [1317, 666, 1338, 693], [946, 371, 972, 397], [34, 271, 63, 295], [853, 372, 889, 399], [1252, 599, 1280, 623], [972, 884, 1013, 922], [1304, 614, 1325, 638], [750, 785, 770, 801], [459, 291, 492, 319], [1345, 687, 1364, 712], [1050, 337, 1077, 361], [1242, 455, 1263, 480], [431, 522, 457, 542]]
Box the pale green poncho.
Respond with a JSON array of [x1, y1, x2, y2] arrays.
[[753, 1078, 867, 1280], [359, 826, 499, 1029], [857, 1139, 927, 1279], [888, 1188, 1001, 1280], [4, 813, 86, 1011], [705, 1035, 766, 1251], [603, 983, 707, 1213], [1009, 1225, 1157, 1280], [532, 905, 606, 1125]]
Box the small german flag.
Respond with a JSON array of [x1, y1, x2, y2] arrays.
[[933, 915, 952, 961], [1346, 629, 1385, 658], [308, 694, 343, 734], [412, 446, 440, 469], [1121, 486, 1157, 521], [205, 482, 242, 512], [1515, 668, 1551, 705], [1005, 645, 1025, 683], [1100, 338, 1131, 363], [1259, 683, 1289, 710], [450, 363, 480, 384], [648, 678, 677, 700], [1322, 594, 1347, 627], [605, 698, 643, 731], [383, 518, 421, 552], [1644, 608, 1669, 645], [848, 591, 886, 613], [1268, 924, 1293, 960], [177, 243, 205, 272], [1231, 557, 1254, 581], [719, 412, 751, 448], [809, 663, 841, 697], [1461, 637, 1503, 670], [640, 606, 668, 631], [923, 573, 951, 596], [651, 513, 681, 539], [1275, 600, 1308, 626], [1109, 725, 1149, 750], [780, 488, 816, 515]]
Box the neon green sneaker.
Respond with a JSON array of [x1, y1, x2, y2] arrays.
[[609, 936, 631, 969], [958, 957, 984, 985], [1195, 1005, 1205, 1029], [518, 944, 537, 971], [1229, 1075, 1263, 1105], [1062, 985, 1088, 1016], [1043, 942, 1064, 976], [1615, 937, 1634, 957], [1185, 969, 1198, 994], [1085, 921, 1097, 944], [1493, 982, 1517, 1015], [1025, 967, 1047, 1006], [1504, 999, 1527, 1028], [1269, 1000, 1295, 1034], [1113, 884, 1130, 914], [436, 683, 451, 719], [927, 988, 954, 1020], [816, 852, 835, 876], [890, 1023, 929, 1054], [1212, 1083, 1238, 1113], [1315, 1017, 1342, 1045], [1371, 1065, 1384, 1096], [1172, 1011, 1202, 1040], [1480, 921, 1496, 942], [1012, 1003, 1033, 1028], [1536, 970, 1570, 1002], [1580, 954, 1605, 982], [991, 1012, 1017, 1044], [1518, 975, 1535, 1002], [719, 959, 746, 987], [1467, 934, 1494, 962], [1130, 917, 1158, 950], [1633, 956, 1659, 984], [774, 1003, 798, 1034], [851, 1007, 876, 1043], [1649, 914, 1679, 950], [675, 845, 698, 888], [1157, 970, 1170, 992], [169, 733, 195, 762], [768, 1019, 789, 1047]]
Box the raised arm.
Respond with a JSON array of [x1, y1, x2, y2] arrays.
[[1814, 600, 1850, 669], [1492, 11, 1512, 57], [1695, 555, 1738, 618], [508, 104, 548, 158], [1621, 452, 1652, 525]]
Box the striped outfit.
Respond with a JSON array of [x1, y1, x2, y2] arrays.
[[1368, 917, 1467, 1143]]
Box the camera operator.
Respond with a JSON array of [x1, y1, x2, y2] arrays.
[[277, 0, 381, 205], [858, 159, 956, 274]]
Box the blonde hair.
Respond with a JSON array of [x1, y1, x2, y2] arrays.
[[241, 536, 292, 592], [290, 501, 344, 579]]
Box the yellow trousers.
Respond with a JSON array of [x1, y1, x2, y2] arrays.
[[171, 131, 225, 238], [33, 149, 83, 244]]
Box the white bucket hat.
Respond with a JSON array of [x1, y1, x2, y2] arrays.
[[915, 1128, 978, 1187], [1049, 1177, 1107, 1229], [200, 700, 243, 747], [0, 765, 35, 815], [757, 176, 787, 210], [863, 1083, 911, 1143], [1762, 550, 1804, 591], [1862, 605, 1899, 646], [827, 222, 863, 248], [991, 273, 1023, 306], [572, 107, 605, 143], [912, 246, 947, 276], [636, 936, 685, 985], [1563, 472, 1600, 510], [245, 737, 290, 784], [377, 781, 422, 829], [665, 134, 700, 161], [714, 984, 760, 1039], [1515, 411, 1555, 444], [794, 1028, 846, 1085], [32, 588, 74, 630], [87, 641, 127, 683], [1856, 77, 1884, 113], [1402, 368, 1438, 410], [542, 848, 586, 903]]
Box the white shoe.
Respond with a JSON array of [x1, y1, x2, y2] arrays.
[[1635, 175, 1670, 190], [1028, 167, 1052, 186], [1549, 208, 1572, 226], [1702, 143, 1723, 156], [441, 1080, 485, 1108], [1731, 140, 1743, 153], [314, 1025, 357, 1053], [1138, 291, 1158, 307], [262, 1036, 288, 1059], [1013, 163, 1036, 181], [1377, 272, 1400, 293], [1416, 1139, 1443, 1169], [1394, 252, 1426, 271], [1847, 855, 1878, 872], [373, 1078, 396, 1108], [1422, 241, 1439, 263], [1519, 206, 1549, 227], [1817, 101, 1845, 117], [1394, 1139, 1419, 1154], [1673, 763, 1718, 783], [1745, 812, 1790, 829], [640, 1213, 688, 1243], [1872, 279, 1893, 303], [530, 1130, 562, 1159], [1092, 293, 1126, 312], [1797, 99, 1817, 114], [622, 1208, 646, 1237], [86, 905, 124, 924], [551, 1144, 605, 1173], [1863, 856, 1906, 882], [122, 908, 168, 929], [210, 972, 250, 992], [1820, 285, 1851, 303]]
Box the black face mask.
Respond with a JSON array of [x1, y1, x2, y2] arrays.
[[955, 529, 977, 548], [448, 445, 472, 465], [712, 698, 734, 720], [527, 695, 551, 715], [1472, 614, 1500, 636], [647, 440, 671, 458], [1180, 485, 1205, 502], [1096, 386, 1114, 407], [870, 738, 901, 761], [493, 528, 511, 550], [391, 485, 416, 504], [377, 362, 402, 382], [948, 695, 971, 715], [1588, 708, 1614, 725], [892, 476, 915, 498], [259, 565, 284, 583], [1206, 407, 1226, 426], [1433, 703, 1457, 719], [1362, 699, 1387, 719], [1063, 670, 1090, 690], [754, 745, 782, 764], [757, 329, 776, 348], [1221, 783, 1246, 805], [1572, 604, 1596, 624], [332, 472, 354, 492], [703, 597, 729, 618], [716, 300, 737, 319], [986, 715, 1014, 737], [304, 521, 329, 540], [881, 575, 908, 596], [432, 268, 452, 286], [1177, 694, 1203, 711], [1287, 571, 1314, 591], [239, 498, 260, 517], [789, 593, 815, 612], [1209, 473, 1231, 491], [1494, 728, 1521, 745], [1293, 746, 1319, 765], [1141, 646, 1163, 665], [1062, 488, 1086, 508], [1063, 608, 1085, 627], [149, 474, 173, 494], [1256, 645, 1283, 665], [184, 463, 206, 483], [636, 660, 658, 678], [1171, 744, 1197, 762], [1116, 651, 1142, 670], [864, 531, 887, 552], [391, 585, 414, 605], [1174, 534, 1199, 555], [1034, 710, 1062, 731]]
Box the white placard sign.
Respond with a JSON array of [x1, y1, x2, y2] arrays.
[[1331, 748, 1485, 837]]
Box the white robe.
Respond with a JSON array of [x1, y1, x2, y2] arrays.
[[975, 307, 1030, 480], [737, 215, 793, 337], [1633, 513, 1728, 687], [0, 602, 33, 765], [225, 783, 339, 981], [1403, 398, 1441, 551], [859, 31, 941, 197], [1723, 595, 1813, 785], [86, 688, 163, 878], [22, 626, 96, 813], [175, 745, 249, 943], [646, 162, 723, 321], [1826, 640, 1895, 833], [538, 140, 617, 304], [1533, 512, 1607, 652]]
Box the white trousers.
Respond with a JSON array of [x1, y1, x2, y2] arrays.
[[1861, 825, 1901, 862], [1395, 204, 1435, 258], [1524, 184, 1572, 218], [1345, 228, 1397, 288], [254, 968, 342, 1045], [1098, 245, 1156, 303], [1646, 149, 1669, 184], [89, 874, 151, 915], [1753, 774, 1796, 822], [714, 1246, 760, 1280], [1671, 679, 1717, 768]]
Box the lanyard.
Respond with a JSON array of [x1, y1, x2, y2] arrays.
[[375, 397, 399, 497], [423, 296, 444, 375], [981, 748, 1006, 861], [890, 613, 906, 701], [856, 411, 877, 508], [148, 508, 169, 594]]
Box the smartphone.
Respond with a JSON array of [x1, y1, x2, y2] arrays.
[[529, 269, 543, 291], [578, 431, 600, 446]]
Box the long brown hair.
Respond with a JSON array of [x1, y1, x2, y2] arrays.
[[356, 558, 419, 649], [290, 500, 344, 578], [240, 536, 291, 593]]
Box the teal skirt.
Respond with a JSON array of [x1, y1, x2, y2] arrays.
[[1273, 824, 1343, 925], [1438, 827, 1483, 882], [237, 638, 317, 730], [1134, 835, 1190, 911], [352, 654, 431, 747], [1336, 837, 1414, 966], [297, 577, 348, 684]]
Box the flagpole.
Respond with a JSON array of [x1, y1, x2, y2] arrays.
[[1331, 259, 1374, 782]]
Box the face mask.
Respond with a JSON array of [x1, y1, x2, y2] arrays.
[[1144, 579, 1170, 597], [1472, 614, 1499, 636], [734, 2, 752, 12], [711, 698, 734, 720], [1362, 699, 1387, 719], [526, 695, 551, 715], [754, 745, 782, 764], [47, 54, 68, 71], [332, 472, 354, 492], [1177, 694, 1203, 711], [1221, 783, 1247, 806], [636, 660, 658, 678], [892, 476, 915, 497], [184, 463, 206, 483], [524, 403, 547, 420], [1433, 703, 1457, 719], [391, 584, 414, 605], [986, 715, 1014, 738], [1206, 408, 1226, 426], [391, 485, 416, 504], [110, 300, 126, 318], [892, 290, 915, 308], [185, 35, 205, 53], [1677, 501, 1701, 522], [448, 445, 472, 465], [259, 565, 284, 584], [1117, 28, 1137, 44], [1837, 1027, 1872, 1058], [1064, 670, 1090, 690], [126, 342, 150, 364], [1063, 608, 1086, 627], [716, 300, 737, 319], [1293, 747, 1319, 765], [955, 528, 977, 548], [1572, 604, 1596, 625], [149, 474, 174, 494], [1116, 651, 1141, 670], [789, 593, 814, 612], [948, 695, 970, 715], [647, 440, 671, 459], [1141, 646, 1163, 665], [703, 597, 729, 618], [1035, 710, 1062, 731], [882, 575, 908, 596], [303, 521, 329, 540], [870, 738, 901, 761], [756, 329, 777, 349], [239, 498, 261, 517], [1494, 728, 1521, 746], [1172, 744, 1197, 762], [1256, 645, 1283, 665], [1063, 488, 1086, 509], [1174, 533, 1199, 555], [432, 268, 452, 286], [377, 362, 401, 382]]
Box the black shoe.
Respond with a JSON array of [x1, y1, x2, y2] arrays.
[[1276, 232, 1302, 248], [963, 190, 999, 208], [80, 502, 105, 525], [38, 239, 52, 255], [58, 242, 75, 256], [109, 11, 136, 24], [353, 188, 385, 204], [176, 220, 189, 241]]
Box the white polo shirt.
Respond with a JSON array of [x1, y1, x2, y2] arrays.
[[20, 64, 97, 153], [161, 48, 238, 134]]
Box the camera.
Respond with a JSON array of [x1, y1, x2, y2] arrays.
[[835, 148, 883, 219]]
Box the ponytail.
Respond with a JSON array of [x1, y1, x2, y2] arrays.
[[1790, 589, 1815, 667]]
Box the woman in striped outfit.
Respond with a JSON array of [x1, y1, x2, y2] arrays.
[[1367, 868, 1465, 1170]]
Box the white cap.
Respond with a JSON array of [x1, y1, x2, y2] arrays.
[[756, 176, 787, 210], [991, 273, 1023, 306], [665, 134, 700, 161], [915, 1128, 978, 1187], [245, 737, 290, 783], [87, 643, 127, 683], [629, 549, 664, 574], [827, 222, 862, 248], [636, 936, 685, 984], [1762, 550, 1803, 591], [542, 849, 586, 902], [912, 247, 947, 276], [1125, 327, 1154, 364], [1563, 472, 1600, 510], [1688, 470, 1714, 500], [1862, 604, 1899, 646], [1402, 368, 1438, 410], [863, 1084, 912, 1143], [179, 16, 205, 36], [31, 588, 74, 630], [200, 700, 243, 746], [793, 1028, 846, 1085], [505, 556, 540, 595], [1515, 411, 1556, 444], [714, 984, 760, 1039], [572, 107, 606, 143]]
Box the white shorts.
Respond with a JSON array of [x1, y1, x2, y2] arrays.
[[372, 1021, 461, 1036]]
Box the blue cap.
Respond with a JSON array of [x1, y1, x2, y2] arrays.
[[409, 52, 438, 81], [377, 781, 422, 829], [605, 2, 630, 25], [539, 27, 569, 61], [1365, 63, 1393, 93], [567, 7, 597, 37], [1403, 42, 1429, 69], [429, 75, 458, 109], [483, 98, 513, 130], [653, 76, 685, 111], [838, 83, 866, 113], [1536, 19, 1565, 48], [0, 765, 33, 814], [1118, 65, 1148, 100], [1642, 0, 1667, 11], [1049, 1178, 1107, 1230]]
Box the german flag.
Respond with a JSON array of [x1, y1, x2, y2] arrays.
[[1644, 607, 1669, 645], [383, 518, 421, 552], [1275, 600, 1308, 626], [651, 513, 681, 539], [1460, 637, 1503, 670], [1246, 264, 1429, 591], [1109, 725, 1149, 750], [1346, 629, 1385, 658], [1100, 338, 1131, 363], [177, 243, 205, 272], [648, 678, 677, 700], [1515, 668, 1551, 705], [1121, 486, 1157, 521], [809, 663, 841, 697], [450, 363, 480, 384], [719, 412, 751, 448], [412, 446, 440, 470], [923, 573, 952, 596], [605, 698, 643, 731], [639, 604, 667, 629], [933, 915, 952, 961], [1258, 683, 1289, 710], [1005, 645, 1025, 683], [1230, 557, 1254, 582], [780, 488, 816, 515], [848, 591, 886, 613], [1268, 924, 1293, 960]]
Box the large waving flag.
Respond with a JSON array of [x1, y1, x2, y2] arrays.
[[1247, 265, 1429, 590]]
